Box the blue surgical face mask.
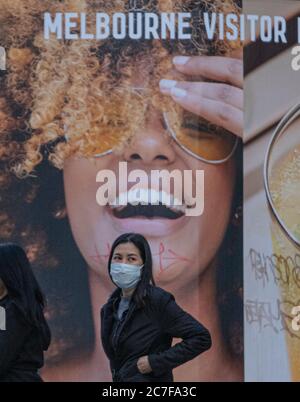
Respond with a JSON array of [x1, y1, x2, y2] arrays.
[[110, 262, 144, 289]]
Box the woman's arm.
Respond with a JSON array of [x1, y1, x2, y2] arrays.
[[145, 291, 212, 375], [0, 303, 31, 376]]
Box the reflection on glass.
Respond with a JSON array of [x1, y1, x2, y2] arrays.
[[264, 103, 300, 381]]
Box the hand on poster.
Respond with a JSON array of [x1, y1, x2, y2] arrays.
[[160, 53, 243, 138]]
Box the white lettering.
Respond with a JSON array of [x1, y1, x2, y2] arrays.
[[178, 13, 191, 40], [44, 12, 62, 40], [95, 162, 205, 217], [291, 46, 300, 71]]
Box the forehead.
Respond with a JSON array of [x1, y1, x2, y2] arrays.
[[113, 242, 140, 255]]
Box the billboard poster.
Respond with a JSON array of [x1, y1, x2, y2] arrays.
[[244, 0, 300, 382], [0, 0, 243, 382], [1, 0, 299, 384]]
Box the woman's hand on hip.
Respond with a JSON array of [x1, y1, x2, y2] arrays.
[[159, 52, 243, 138], [137, 355, 152, 374]]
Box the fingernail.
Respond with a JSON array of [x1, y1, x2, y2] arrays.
[[173, 56, 190, 66], [159, 79, 177, 91], [171, 87, 187, 99]]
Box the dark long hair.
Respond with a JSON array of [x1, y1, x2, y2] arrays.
[[0, 242, 51, 350], [217, 141, 243, 357], [107, 233, 156, 308]]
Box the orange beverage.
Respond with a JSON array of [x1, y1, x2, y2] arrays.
[[264, 105, 300, 381]]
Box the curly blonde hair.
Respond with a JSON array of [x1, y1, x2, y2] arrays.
[[1, 0, 241, 176], [0, 0, 243, 364]]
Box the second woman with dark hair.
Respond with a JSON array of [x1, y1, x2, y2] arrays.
[[101, 233, 212, 382], [0, 243, 51, 382]]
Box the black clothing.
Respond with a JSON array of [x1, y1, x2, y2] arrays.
[[101, 284, 212, 382], [0, 296, 50, 382], [110, 300, 130, 352]]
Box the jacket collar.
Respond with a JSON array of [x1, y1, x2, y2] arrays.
[[108, 286, 122, 303], [105, 285, 147, 309]]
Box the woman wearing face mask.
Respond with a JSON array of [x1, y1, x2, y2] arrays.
[[101, 232, 212, 382], [0, 243, 51, 382]]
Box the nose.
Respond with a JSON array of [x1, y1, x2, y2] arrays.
[[122, 111, 176, 167]]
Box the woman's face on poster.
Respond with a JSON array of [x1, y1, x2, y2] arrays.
[[63, 101, 236, 291]]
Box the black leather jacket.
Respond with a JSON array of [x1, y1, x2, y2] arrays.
[[101, 284, 212, 382]]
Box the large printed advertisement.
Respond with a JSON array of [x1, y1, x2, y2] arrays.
[[0, 0, 299, 383], [244, 0, 300, 382]]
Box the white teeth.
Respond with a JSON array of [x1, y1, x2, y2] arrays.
[[109, 189, 186, 213]]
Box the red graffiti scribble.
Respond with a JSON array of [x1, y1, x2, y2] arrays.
[[90, 243, 111, 265], [90, 244, 103, 265], [90, 241, 194, 277], [152, 242, 165, 273], [166, 248, 193, 262]]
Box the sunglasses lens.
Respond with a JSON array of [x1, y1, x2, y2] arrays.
[[266, 106, 300, 246], [164, 111, 237, 162]]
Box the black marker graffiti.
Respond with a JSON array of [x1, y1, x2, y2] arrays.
[[249, 248, 300, 288], [245, 298, 300, 338]]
